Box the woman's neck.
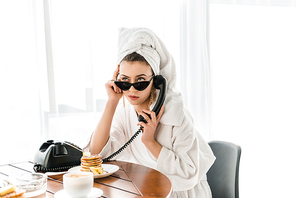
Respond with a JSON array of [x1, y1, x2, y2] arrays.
[[134, 100, 150, 116]]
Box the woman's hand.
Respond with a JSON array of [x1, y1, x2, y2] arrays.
[[105, 65, 122, 102], [137, 105, 164, 159], [137, 105, 164, 144]]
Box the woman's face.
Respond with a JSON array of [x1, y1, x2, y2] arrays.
[[118, 61, 154, 108]]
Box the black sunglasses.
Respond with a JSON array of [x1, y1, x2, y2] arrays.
[[115, 75, 155, 91]]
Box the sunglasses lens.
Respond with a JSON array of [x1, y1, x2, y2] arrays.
[[115, 82, 131, 91], [134, 82, 149, 91]]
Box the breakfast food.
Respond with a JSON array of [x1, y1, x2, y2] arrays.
[[80, 153, 103, 175], [89, 167, 104, 175], [0, 185, 25, 198], [0, 185, 15, 196]]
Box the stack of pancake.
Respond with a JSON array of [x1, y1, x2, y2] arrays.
[[80, 153, 102, 173]]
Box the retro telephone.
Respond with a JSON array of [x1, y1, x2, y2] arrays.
[[102, 75, 166, 162], [33, 140, 83, 172]]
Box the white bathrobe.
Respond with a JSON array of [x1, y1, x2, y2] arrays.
[[98, 102, 216, 198], [86, 27, 215, 197]]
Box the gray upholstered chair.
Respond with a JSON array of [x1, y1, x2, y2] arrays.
[[207, 141, 241, 198]]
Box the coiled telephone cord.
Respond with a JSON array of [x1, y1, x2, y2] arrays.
[[102, 127, 143, 162]]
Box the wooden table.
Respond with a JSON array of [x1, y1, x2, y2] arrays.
[[0, 161, 172, 198]]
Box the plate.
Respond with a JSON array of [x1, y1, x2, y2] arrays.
[[54, 187, 103, 198], [68, 164, 119, 179]]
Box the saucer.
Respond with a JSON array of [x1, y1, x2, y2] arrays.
[[54, 187, 103, 198]]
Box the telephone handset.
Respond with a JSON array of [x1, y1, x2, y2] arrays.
[[138, 75, 167, 123], [103, 75, 167, 162]]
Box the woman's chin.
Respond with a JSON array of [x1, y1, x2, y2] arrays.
[[128, 99, 140, 105], [127, 98, 148, 107]]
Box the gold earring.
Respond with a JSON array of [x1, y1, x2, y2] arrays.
[[123, 95, 125, 108]]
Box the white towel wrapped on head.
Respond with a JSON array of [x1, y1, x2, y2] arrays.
[[117, 27, 184, 126]]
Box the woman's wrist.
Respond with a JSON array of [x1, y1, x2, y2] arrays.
[[143, 140, 162, 159], [107, 98, 121, 106]]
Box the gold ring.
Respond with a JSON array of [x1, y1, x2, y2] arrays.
[[110, 80, 115, 82]]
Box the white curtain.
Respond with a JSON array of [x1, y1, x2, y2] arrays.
[[210, 0, 296, 6], [0, 0, 47, 164], [180, 0, 212, 140], [209, 0, 296, 197]]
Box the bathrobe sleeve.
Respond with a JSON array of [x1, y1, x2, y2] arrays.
[[97, 106, 128, 159], [156, 109, 216, 192]]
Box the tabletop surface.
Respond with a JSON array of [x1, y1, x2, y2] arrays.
[[0, 161, 172, 198]]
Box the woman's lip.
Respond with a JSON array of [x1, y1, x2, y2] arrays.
[[128, 95, 139, 100]]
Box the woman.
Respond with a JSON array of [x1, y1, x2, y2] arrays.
[[86, 27, 215, 198]]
